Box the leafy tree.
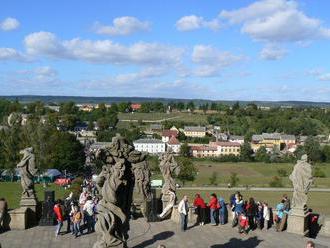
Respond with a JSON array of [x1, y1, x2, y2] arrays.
[[255, 146, 270, 162], [176, 157, 198, 186], [186, 101, 195, 111], [313, 167, 326, 178], [209, 172, 218, 186], [229, 172, 239, 187], [240, 142, 253, 162], [322, 145, 330, 162], [180, 142, 190, 157], [59, 102, 78, 115], [304, 137, 323, 162], [118, 102, 131, 112]]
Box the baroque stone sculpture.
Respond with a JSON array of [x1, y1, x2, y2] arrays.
[[17, 147, 38, 198], [90, 134, 151, 248], [158, 151, 180, 219], [289, 154, 313, 209], [287, 154, 313, 235]]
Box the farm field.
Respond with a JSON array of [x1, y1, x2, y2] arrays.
[[118, 112, 209, 124]]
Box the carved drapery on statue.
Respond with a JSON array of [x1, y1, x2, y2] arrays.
[[90, 134, 151, 248], [17, 147, 38, 198], [158, 152, 180, 219], [289, 154, 313, 209]]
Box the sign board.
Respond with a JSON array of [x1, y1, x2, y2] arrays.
[[151, 179, 162, 187]]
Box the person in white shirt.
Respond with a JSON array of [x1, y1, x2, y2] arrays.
[[178, 195, 189, 231], [263, 202, 270, 230], [83, 196, 95, 233]]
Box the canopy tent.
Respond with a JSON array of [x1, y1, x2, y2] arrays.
[[45, 169, 62, 178], [1, 169, 20, 176]]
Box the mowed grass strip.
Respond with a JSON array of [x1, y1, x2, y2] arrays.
[[0, 182, 67, 209]]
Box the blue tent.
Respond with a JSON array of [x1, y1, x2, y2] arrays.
[[45, 169, 62, 178]]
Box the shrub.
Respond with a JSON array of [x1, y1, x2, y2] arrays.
[[229, 172, 239, 187], [209, 172, 218, 186], [313, 167, 326, 178], [277, 168, 288, 177], [269, 176, 283, 187]]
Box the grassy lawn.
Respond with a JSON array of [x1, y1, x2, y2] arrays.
[[188, 161, 330, 188], [0, 182, 69, 209], [174, 190, 330, 215], [118, 112, 209, 124]]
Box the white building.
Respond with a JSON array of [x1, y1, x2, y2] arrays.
[[167, 136, 181, 153], [133, 139, 166, 154]]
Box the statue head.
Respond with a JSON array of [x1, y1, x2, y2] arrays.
[[20, 147, 33, 155], [301, 154, 308, 162]]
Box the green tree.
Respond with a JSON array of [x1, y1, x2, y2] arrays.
[[229, 172, 239, 187], [118, 102, 131, 112], [59, 102, 78, 115], [255, 146, 270, 162], [176, 157, 198, 186], [209, 172, 218, 186], [322, 145, 330, 162], [180, 142, 190, 157], [240, 142, 253, 161], [186, 101, 195, 111], [304, 136, 323, 162]]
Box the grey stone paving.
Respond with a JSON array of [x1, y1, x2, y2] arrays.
[[1, 219, 329, 248]]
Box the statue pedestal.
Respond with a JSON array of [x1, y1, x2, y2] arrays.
[[9, 196, 38, 230], [287, 207, 309, 236]]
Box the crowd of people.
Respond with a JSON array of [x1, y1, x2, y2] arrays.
[[178, 192, 292, 235], [53, 178, 99, 238]]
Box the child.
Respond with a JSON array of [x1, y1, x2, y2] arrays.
[[263, 202, 270, 231], [72, 206, 82, 238], [238, 213, 249, 234]]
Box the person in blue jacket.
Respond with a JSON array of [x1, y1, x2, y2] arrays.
[[218, 197, 228, 225]]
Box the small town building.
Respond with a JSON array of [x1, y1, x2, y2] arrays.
[[184, 126, 206, 137], [150, 124, 163, 133], [209, 141, 241, 156], [131, 103, 141, 111], [167, 136, 181, 153], [161, 129, 179, 143], [191, 145, 218, 158], [228, 135, 244, 144], [133, 138, 166, 154]]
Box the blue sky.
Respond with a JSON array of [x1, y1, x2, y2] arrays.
[[1, 0, 330, 101]]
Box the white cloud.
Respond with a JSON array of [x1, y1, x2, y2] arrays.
[[24, 31, 184, 65], [93, 16, 150, 36], [260, 44, 287, 60], [0, 47, 29, 62], [176, 15, 221, 31], [220, 0, 330, 42], [191, 45, 245, 77], [0, 17, 20, 31], [318, 73, 330, 82]]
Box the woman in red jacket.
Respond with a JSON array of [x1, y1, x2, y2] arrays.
[[54, 199, 64, 237], [193, 194, 206, 225], [208, 193, 219, 226]]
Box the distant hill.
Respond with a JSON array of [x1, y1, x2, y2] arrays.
[[1, 95, 330, 108]]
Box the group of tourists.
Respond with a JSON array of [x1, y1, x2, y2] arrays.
[[178, 191, 292, 235], [53, 178, 99, 238]]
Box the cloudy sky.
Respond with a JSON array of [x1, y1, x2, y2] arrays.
[[1, 0, 330, 101]]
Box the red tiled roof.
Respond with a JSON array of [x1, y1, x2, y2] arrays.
[[168, 136, 180, 145], [162, 130, 179, 137], [131, 103, 141, 110], [209, 141, 241, 147]]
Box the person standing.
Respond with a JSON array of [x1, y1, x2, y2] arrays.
[[53, 199, 64, 237], [178, 195, 189, 231], [193, 194, 206, 225], [208, 193, 219, 226], [263, 202, 270, 230], [83, 196, 95, 233], [218, 197, 228, 225], [246, 197, 257, 230], [72, 206, 82, 238]]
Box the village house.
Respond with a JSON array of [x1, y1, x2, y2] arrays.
[[131, 103, 141, 111], [133, 138, 166, 154], [228, 135, 245, 144], [251, 133, 296, 152], [161, 129, 179, 143], [209, 141, 241, 156], [150, 124, 163, 133], [191, 145, 218, 158], [184, 126, 206, 137], [167, 136, 181, 153]]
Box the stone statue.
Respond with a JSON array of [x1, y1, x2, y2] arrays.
[[7, 112, 22, 127], [90, 134, 151, 248], [158, 151, 180, 219], [17, 147, 38, 198], [289, 154, 313, 209]]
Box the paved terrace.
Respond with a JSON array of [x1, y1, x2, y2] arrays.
[[1, 218, 330, 248]]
